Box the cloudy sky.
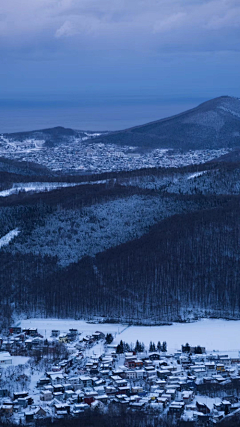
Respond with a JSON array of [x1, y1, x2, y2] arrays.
[[0, 0, 240, 129]]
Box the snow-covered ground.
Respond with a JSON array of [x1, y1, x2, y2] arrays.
[[113, 319, 240, 356], [0, 182, 79, 197], [187, 171, 207, 180], [193, 395, 222, 410], [19, 319, 127, 341], [0, 356, 30, 368], [0, 229, 20, 248], [0, 180, 109, 197], [19, 318, 240, 356]]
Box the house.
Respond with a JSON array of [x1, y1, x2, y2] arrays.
[[96, 394, 108, 404], [13, 391, 28, 400], [105, 386, 117, 396], [25, 411, 35, 423], [149, 353, 161, 361], [40, 391, 52, 401], [65, 389, 75, 400], [157, 370, 171, 379], [84, 395, 95, 405], [93, 331, 105, 340], [72, 403, 88, 414], [145, 366, 156, 377], [0, 404, 13, 415], [182, 390, 194, 404], [165, 389, 177, 400], [69, 329, 78, 338], [18, 398, 28, 408], [168, 401, 185, 416], [37, 378, 51, 387], [216, 363, 225, 373], [53, 384, 64, 393], [54, 403, 70, 415], [117, 386, 130, 397], [23, 328, 38, 337], [35, 407, 47, 418], [59, 335, 70, 344], [125, 370, 136, 380], [51, 330, 60, 337], [79, 376, 93, 388], [196, 401, 210, 414], [158, 397, 169, 408], [9, 326, 22, 335]]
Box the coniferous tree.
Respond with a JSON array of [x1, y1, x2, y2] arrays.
[[162, 341, 167, 352], [105, 333, 114, 344], [116, 340, 124, 354]]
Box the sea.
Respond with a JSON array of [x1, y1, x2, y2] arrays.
[[0, 97, 203, 133]]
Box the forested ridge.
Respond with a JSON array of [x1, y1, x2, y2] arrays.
[[0, 159, 240, 325]]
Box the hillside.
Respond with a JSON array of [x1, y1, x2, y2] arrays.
[[1, 160, 240, 324], [95, 96, 240, 149]]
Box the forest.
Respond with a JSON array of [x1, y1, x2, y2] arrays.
[[0, 160, 240, 325]]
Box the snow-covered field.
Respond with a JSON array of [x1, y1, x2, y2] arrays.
[[19, 318, 240, 355], [113, 319, 240, 355], [19, 319, 127, 340]]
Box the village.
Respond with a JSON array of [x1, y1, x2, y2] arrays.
[[0, 322, 240, 426], [0, 133, 230, 174]]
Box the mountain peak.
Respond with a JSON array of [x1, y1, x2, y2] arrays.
[[95, 95, 240, 150]]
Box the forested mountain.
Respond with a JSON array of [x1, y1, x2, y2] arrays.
[[3, 126, 103, 147], [1, 158, 240, 325], [95, 96, 240, 149]]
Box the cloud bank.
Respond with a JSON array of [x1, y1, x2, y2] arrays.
[[0, 0, 240, 53], [0, 0, 239, 104]]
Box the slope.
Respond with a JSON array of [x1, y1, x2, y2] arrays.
[[95, 96, 240, 149]]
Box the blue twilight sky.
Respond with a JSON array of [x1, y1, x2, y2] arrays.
[[0, 0, 240, 131]]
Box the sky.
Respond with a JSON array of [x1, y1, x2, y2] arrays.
[[0, 0, 240, 130]]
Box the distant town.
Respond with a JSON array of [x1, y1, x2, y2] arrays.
[[0, 134, 230, 173]]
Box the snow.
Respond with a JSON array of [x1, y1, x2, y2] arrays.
[[187, 171, 207, 180], [18, 318, 240, 356], [0, 356, 30, 368], [0, 229, 20, 248], [193, 395, 222, 410], [19, 319, 127, 341], [219, 106, 240, 119], [0, 180, 109, 197], [0, 182, 79, 197], [0, 181, 109, 197], [112, 319, 240, 355]]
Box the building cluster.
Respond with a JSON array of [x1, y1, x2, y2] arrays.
[[0, 133, 229, 173], [0, 326, 240, 425]]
